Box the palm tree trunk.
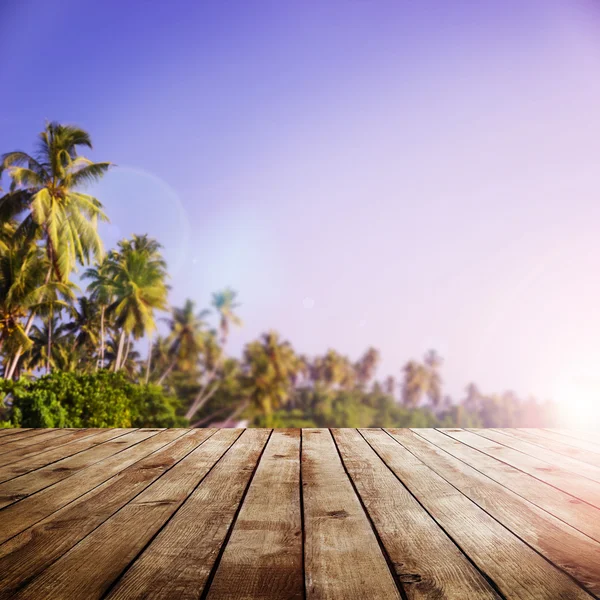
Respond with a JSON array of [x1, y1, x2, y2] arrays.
[[185, 379, 220, 420], [145, 332, 153, 384], [46, 313, 52, 374], [5, 309, 36, 380], [97, 305, 105, 370], [6, 264, 53, 380], [184, 346, 225, 419], [219, 400, 248, 428], [190, 405, 229, 428], [123, 333, 132, 366], [157, 358, 177, 385], [114, 330, 126, 371]]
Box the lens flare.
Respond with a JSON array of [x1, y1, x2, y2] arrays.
[[554, 373, 600, 430]]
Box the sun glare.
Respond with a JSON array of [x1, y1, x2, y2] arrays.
[[554, 374, 600, 430]]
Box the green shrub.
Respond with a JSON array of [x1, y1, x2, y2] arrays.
[[0, 370, 188, 428]]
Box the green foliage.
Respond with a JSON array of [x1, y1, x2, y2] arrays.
[[1, 371, 187, 428], [129, 384, 187, 428], [0, 122, 562, 430]]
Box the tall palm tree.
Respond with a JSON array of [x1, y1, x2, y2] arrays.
[[1, 122, 111, 378], [104, 332, 141, 377], [30, 279, 77, 373], [355, 347, 380, 388], [242, 331, 299, 424], [424, 349, 443, 408], [212, 288, 242, 345], [185, 288, 242, 420], [64, 296, 100, 355], [0, 228, 47, 372], [23, 315, 70, 373], [106, 236, 168, 371], [401, 360, 429, 407], [401, 350, 444, 409], [83, 257, 115, 369], [384, 375, 397, 397], [311, 350, 355, 390], [158, 299, 210, 384]]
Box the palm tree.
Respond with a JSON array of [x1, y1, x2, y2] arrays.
[[0, 224, 47, 372], [242, 331, 299, 424], [401, 360, 429, 407], [311, 350, 355, 390], [106, 236, 168, 371], [424, 349, 443, 408], [1, 122, 111, 378], [463, 382, 482, 414], [212, 288, 242, 345], [401, 350, 444, 409], [64, 296, 100, 355], [384, 375, 397, 397], [83, 257, 115, 369], [158, 300, 210, 385], [104, 332, 141, 377], [355, 347, 380, 388], [30, 279, 78, 373], [23, 316, 70, 373], [184, 288, 242, 421]]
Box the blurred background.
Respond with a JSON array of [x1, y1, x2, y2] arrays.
[[1, 0, 599, 429]]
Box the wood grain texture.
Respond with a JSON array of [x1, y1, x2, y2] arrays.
[[0, 429, 32, 442], [302, 428, 402, 600], [0, 428, 172, 543], [366, 429, 593, 600], [442, 428, 600, 509], [5, 429, 221, 600], [0, 428, 153, 511], [468, 428, 600, 484], [1, 428, 599, 600], [0, 428, 115, 470], [206, 429, 303, 600], [391, 428, 600, 596], [106, 428, 271, 600], [332, 428, 500, 599], [498, 429, 600, 468], [415, 428, 600, 543], [0, 428, 131, 484], [541, 429, 600, 455], [0, 428, 77, 460]]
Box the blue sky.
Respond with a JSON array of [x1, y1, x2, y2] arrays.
[[2, 0, 600, 419]]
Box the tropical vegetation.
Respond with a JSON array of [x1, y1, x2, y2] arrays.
[[0, 123, 560, 429]]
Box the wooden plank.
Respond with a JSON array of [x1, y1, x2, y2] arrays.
[[413, 429, 600, 544], [301, 429, 401, 600], [389, 428, 600, 597], [0, 429, 45, 446], [498, 429, 600, 468], [0, 428, 131, 483], [105, 429, 271, 600], [332, 428, 500, 599], [442, 429, 600, 509], [365, 429, 593, 600], [0, 428, 146, 510], [206, 429, 303, 600], [17, 429, 264, 600], [541, 430, 600, 455], [1, 429, 220, 600], [0, 429, 77, 460], [0, 429, 32, 441], [469, 428, 600, 484], [0, 428, 110, 468], [0, 428, 174, 544]]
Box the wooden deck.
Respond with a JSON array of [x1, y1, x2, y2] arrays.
[[0, 428, 599, 599]]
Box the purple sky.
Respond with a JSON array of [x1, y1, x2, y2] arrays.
[[2, 0, 600, 419]]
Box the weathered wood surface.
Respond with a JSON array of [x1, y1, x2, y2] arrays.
[[0, 428, 598, 599]]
